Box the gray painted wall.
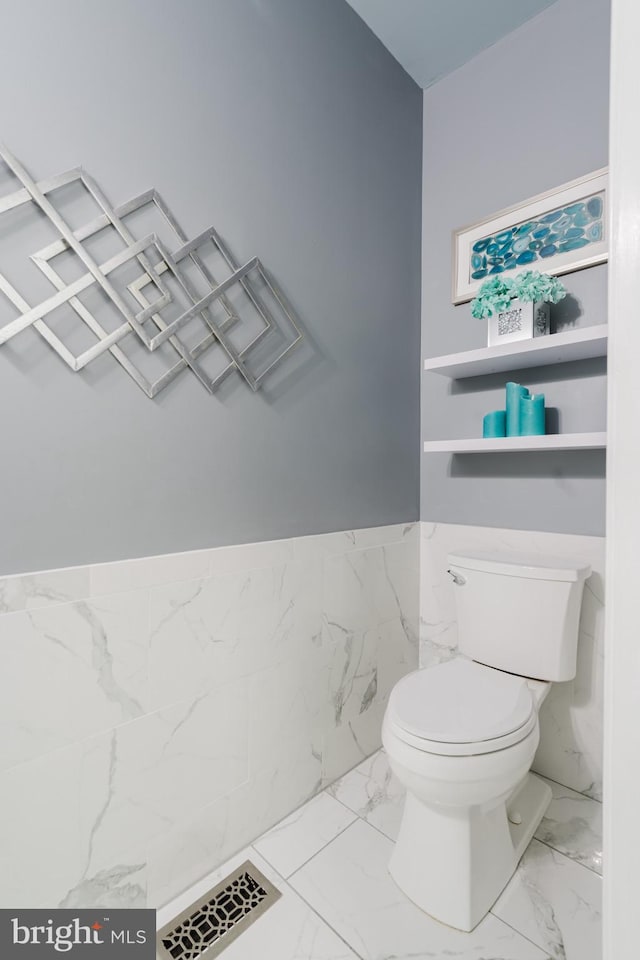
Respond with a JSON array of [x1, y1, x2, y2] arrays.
[[421, 0, 610, 536], [0, 0, 422, 575]]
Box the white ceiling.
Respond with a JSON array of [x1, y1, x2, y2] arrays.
[[345, 0, 559, 89]]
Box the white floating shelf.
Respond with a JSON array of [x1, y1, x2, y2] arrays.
[[423, 324, 608, 379], [423, 432, 607, 454]]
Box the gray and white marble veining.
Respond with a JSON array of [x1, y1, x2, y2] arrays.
[[149, 556, 323, 708], [253, 792, 356, 878], [321, 615, 417, 785], [535, 567, 605, 800], [0, 678, 250, 908], [323, 538, 418, 641], [147, 790, 234, 908], [323, 548, 383, 637], [380, 531, 420, 643], [534, 777, 602, 875], [419, 632, 458, 668], [152, 743, 602, 958], [290, 819, 548, 959], [0, 592, 149, 772], [377, 617, 417, 706], [148, 741, 324, 908], [249, 653, 326, 799], [351, 522, 416, 551], [146, 523, 418, 903], [1, 523, 419, 912], [0, 567, 90, 613], [327, 749, 405, 842], [320, 530, 418, 785], [0, 732, 136, 909], [321, 700, 387, 786], [316, 522, 416, 559], [492, 838, 602, 960], [59, 864, 146, 909], [326, 621, 378, 728], [157, 848, 360, 960], [81, 684, 250, 894], [75, 601, 145, 718]]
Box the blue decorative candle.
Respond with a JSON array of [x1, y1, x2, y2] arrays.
[[482, 410, 506, 438], [505, 382, 530, 437], [519, 393, 546, 435]]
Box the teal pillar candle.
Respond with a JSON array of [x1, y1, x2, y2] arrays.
[[519, 393, 546, 435], [505, 382, 530, 437], [482, 410, 506, 438]]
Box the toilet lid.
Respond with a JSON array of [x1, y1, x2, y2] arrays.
[[388, 659, 534, 744]]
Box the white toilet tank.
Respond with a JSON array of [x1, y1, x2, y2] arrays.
[[447, 552, 591, 682]]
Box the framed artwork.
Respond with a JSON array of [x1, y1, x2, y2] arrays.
[[451, 168, 608, 305]]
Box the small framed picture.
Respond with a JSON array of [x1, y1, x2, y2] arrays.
[[452, 168, 608, 305]]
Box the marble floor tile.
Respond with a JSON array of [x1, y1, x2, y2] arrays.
[[148, 765, 328, 910], [157, 848, 359, 960], [253, 792, 356, 878], [327, 750, 405, 841], [492, 838, 602, 960], [534, 777, 603, 875], [150, 742, 602, 959], [289, 819, 548, 959]]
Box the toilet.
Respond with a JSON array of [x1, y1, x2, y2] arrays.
[[382, 550, 591, 932]]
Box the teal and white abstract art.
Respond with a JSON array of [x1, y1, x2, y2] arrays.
[[452, 169, 608, 305], [469, 192, 604, 281]]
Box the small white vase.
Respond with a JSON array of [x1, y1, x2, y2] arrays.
[[488, 298, 550, 347]]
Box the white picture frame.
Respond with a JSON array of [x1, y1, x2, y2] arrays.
[[452, 168, 608, 305]]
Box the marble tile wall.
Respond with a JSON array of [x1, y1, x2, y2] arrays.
[[0, 523, 419, 911], [420, 521, 605, 800]]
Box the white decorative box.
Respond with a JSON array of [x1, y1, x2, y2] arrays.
[[488, 298, 550, 347]]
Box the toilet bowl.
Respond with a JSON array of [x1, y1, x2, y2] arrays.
[[382, 551, 591, 932], [382, 659, 551, 932]]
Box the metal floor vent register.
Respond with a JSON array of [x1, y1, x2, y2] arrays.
[[157, 860, 281, 960]]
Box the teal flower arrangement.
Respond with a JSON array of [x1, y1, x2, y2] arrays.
[[470, 277, 515, 318], [513, 270, 567, 305], [471, 270, 567, 319]]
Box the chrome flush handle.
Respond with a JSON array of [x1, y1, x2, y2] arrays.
[[447, 569, 466, 586]]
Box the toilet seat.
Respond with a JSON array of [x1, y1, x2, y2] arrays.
[[387, 659, 536, 757]]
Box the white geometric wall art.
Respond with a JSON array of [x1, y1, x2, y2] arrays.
[[0, 146, 303, 397], [29, 188, 233, 396]]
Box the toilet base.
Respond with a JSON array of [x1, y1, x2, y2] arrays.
[[388, 772, 552, 932]]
